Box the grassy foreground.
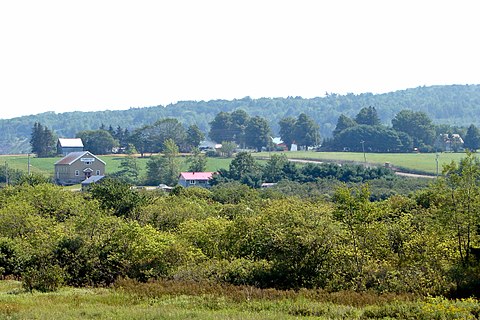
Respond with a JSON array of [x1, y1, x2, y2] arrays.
[[0, 280, 479, 319]]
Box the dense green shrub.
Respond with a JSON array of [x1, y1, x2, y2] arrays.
[[22, 264, 64, 292], [0, 237, 21, 278]]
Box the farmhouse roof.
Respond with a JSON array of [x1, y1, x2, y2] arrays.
[[58, 138, 84, 148], [54, 151, 106, 166], [179, 172, 214, 180]]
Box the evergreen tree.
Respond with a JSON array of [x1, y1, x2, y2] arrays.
[[30, 122, 56, 157], [355, 106, 381, 126], [464, 124, 480, 151], [333, 114, 356, 136], [263, 154, 289, 183], [187, 148, 207, 172], [108, 125, 115, 137], [112, 154, 140, 184], [145, 155, 165, 185], [30, 122, 43, 155]]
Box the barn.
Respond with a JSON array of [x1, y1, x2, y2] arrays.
[[54, 151, 106, 185]]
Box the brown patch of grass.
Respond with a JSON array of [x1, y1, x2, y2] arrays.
[[0, 302, 21, 317], [114, 278, 416, 307]]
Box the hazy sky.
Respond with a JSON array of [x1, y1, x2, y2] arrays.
[[1, 1, 479, 119]]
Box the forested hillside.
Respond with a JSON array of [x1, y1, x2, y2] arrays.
[[2, 84, 480, 154]]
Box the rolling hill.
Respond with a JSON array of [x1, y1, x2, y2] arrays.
[[1, 84, 480, 154]]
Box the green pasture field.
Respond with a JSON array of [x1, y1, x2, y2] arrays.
[[255, 151, 469, 175], [2, 151, 470, 178], [0, 280, 478, 320], [0, 154, 233, 178]]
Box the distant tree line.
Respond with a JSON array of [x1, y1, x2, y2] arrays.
[[30, 106, 480, 159], [323, 107, 480, 153], [6, 84, 480, 154]]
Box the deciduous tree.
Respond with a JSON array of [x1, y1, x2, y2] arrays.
[[244, 116, 272, 151], [186, 124, 205, 151], [293, 113, 321, 150], [76, 130, 118, 155], [209, 112, 234, 143], [333, 114, 356, 136], [278, 117, 296, 150], [392, 110, 435, 147]]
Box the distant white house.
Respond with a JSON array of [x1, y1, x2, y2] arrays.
[[438, 133, 464, 152], [270, 137, 288, 151], [199, 140, 222, 151], [57, 138, 84, 156]]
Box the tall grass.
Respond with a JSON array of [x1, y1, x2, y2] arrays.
[[1, 279, 478, 319]]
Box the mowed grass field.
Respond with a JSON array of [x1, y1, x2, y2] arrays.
[[255, 151, 470, 175], [1, 151, 470, 179], [1, 154, 233, 179]]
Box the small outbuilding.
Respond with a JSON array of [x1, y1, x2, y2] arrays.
[[81, 175, 105, 191], [178, 172, 214, 188], [54, 151, 106, 185], [57, 138, 84, 156]]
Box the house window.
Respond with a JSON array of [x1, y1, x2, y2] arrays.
[[85, 161, 92, 165], [189, 180, 196, 185], [75, 170, 80, 176], [96, 170, 100, 175]]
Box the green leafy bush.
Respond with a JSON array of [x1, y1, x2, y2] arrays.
[[22, 264, 64, 292]]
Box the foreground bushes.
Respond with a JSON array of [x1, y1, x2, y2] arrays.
[[0, 173, 478, 297]]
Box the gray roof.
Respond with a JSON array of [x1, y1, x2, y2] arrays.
[[81, 175, 105, 185], [54, 151, 106, 165]]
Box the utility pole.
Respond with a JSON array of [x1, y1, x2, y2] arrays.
[[4, 161, 8, 186], [360, 140, 366, 163], [435, 152, 439, 177]]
